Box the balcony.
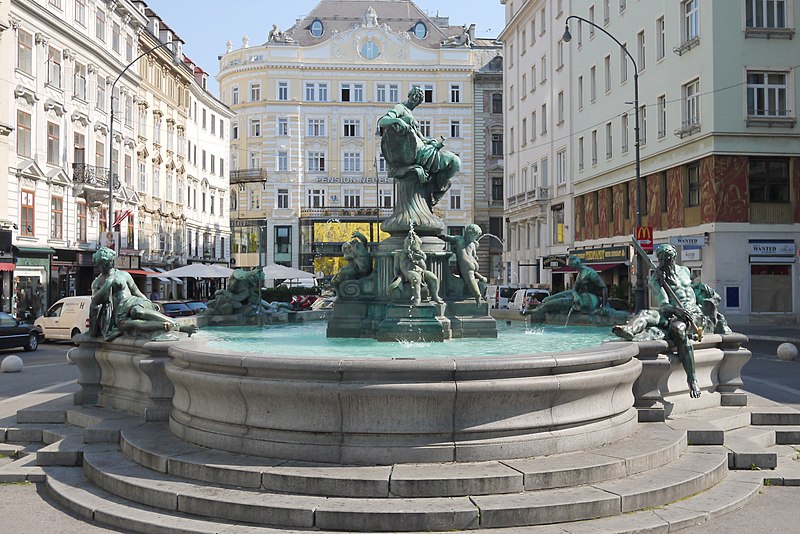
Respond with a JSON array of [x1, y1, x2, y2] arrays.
[[299, 207, 393, 219], [230, 168, 267, 183], [72, 163, 110, 187], [674, 121, 701, 139], [673, 36, 700, 56]]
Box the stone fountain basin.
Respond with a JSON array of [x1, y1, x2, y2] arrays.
[[166, 340, 641, 465]]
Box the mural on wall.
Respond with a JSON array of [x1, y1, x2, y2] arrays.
[[585, 191, 596, 236], [598, 188, 609, 238], [575, 196, 584, 241], [667, 167, 685, 229], [647, 174, 660, 228], [703, 155, 748, 224]]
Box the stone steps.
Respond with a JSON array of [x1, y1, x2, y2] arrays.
[[120, 421, 687, 498], [74, 443, 728, 532]]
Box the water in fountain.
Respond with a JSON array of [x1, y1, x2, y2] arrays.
[[197, 321, 612, 359], [478, 233, 505, 247]]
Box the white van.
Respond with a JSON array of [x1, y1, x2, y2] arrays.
[[508, 288, 552, 311], [485, 285, 520, 309], [35, 296, 92, 341]]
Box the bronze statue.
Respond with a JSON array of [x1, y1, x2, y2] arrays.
[[89, 247, 198, 341], [528, 255, 606, 318], [612, 243, 703, 398], [439, 224, 487, 305], [331, 231, 373, 292], [388, 226, 442, 306], [378, 86, 461, 212], [206, 269, 265, 316]]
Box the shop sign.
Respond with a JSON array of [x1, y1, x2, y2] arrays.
[[316, 176, 393, 184], [670, 235, 704, 247], [569, 245, 630, 263], [681, 247, 702, 261], [634, 226, 654, 253], [542, 255, 567, 269], [749, 240, 795, 256], [16, 257, 50, 267]]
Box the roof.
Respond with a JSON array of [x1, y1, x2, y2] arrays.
[[280, 0, 470, 48]]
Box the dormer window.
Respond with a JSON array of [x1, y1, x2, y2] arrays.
[[412, 21, 427, 39], [310, 19, 324, 37]]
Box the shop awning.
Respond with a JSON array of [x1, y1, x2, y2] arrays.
[[0, 262, 15, 271], [552, 262, 627, 273], [13, 245, 56, 255], [123, 268, 152, 276], [143, 267, 171, 283], [155, 267, 184, 285]]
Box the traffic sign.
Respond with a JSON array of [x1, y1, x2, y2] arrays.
[[634, 226, 654, 253]]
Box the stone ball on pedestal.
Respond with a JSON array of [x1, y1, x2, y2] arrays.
[[1, 355, 24, 373], [777, 343, 797, 362]]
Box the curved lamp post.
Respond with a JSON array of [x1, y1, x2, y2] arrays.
[[107, 40, 179, 233], [563, 17, 645, 312]]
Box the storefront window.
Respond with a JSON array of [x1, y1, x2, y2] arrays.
[[751, 264, 791, 312]]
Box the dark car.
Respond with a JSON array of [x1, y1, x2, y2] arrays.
[[158, 301, 194, 318], [0, 312, 40, 352], [184, 300, 208, 314]]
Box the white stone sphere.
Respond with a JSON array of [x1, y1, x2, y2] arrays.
[[1, 355, 24, 373], [777, 343, 798, 362]]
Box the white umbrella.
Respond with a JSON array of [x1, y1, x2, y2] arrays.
[[262, 263, 317, 280], [152, 264, 233, 279]]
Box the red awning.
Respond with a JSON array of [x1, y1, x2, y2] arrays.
[[0, 262, 15, 271], [552, 262, 626, 273], [123, 269, 152, 276]]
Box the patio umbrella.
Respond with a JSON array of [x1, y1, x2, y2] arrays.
[[152, 263, 233, 279], [262, 263, 317, 280]]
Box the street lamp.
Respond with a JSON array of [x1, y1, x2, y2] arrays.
[[107, 40, 180, 234], [563, 17, 645, 312]]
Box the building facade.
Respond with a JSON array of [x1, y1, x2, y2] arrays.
[[219, 0, 499, 280]]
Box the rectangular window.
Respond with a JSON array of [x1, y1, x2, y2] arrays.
[[250, 119, 261, 137], [125, 36, 133, 62], [21, 190, 35, 236], [17, 29, 33, 74], [589, 6, 596, 37], [747, 71, 788, 117], [376, 83, 387, 102], [606, 122, 613, 159], [639, 105, 648, 145], [276, 151, 288, 172], [380, 188, 393, 208], [621, 113, 630, 152], [637, 30, 646, 70], [557, 91, 564, 124], [74, 63, 87, 100], [684, 79, 700, 126], [16, 111, 31, 157], [683, 0, 699, 41], [746, 0, 786, 28], [153, 166, 161, 197], [112, 22, 121, 53], [307, 188, 326, 208], [47, 46, 62, 88], [450, 120, 461, 138], [277, 188, 289, 209], [274, 226, 291, 254], [450, 84, 461, 103], [250, 82, 261, 101], [74, 132, 85, 164], [749, 158, 790, 202], [278, 81, 288, 100], [343, 189, 361, 208], [47, 122, 60, 165], [557, 149, 567, 184], [578, 76, 584, 109], [578, 137, 585, 170], [657, 95, 667, 138], [307, 118, 326, 136], [656, 16, 666, 60], [231, 86, 239, 105], [590, 65, 597, 101], [449, 189, 462, 210], [211, 114, 216, 135], [603, 0, 610, 23], [604, 55, 611, 92], [77, 202, 87, 242], [686, 163, 701, 207], [491, 133, 503, 156], [620, 43, 628, 82], [277, 117, 288, 136], [541, 157, 549, 186], [75, 0, 86, 25], [343, 152, 361, 173], [541, 103, 547, 134], [307, 152, 326, 172], [232, 122, 239, 140], [139, 162, 146, 192], [530, 111, 536, 140], [124, 154, 132, 185], [305, 82, 328, 101], [591, 129, 598, 165], [50, 196, 63, 239], [95, 8, 106, 41], [418, 120, 431, 138], [342, 119, 361, 137], [97, 76, 106, 112], [166, 173, 174, 201]]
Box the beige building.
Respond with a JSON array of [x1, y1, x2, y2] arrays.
[[219, 0, 499, 279]]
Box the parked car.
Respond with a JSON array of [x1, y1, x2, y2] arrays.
[[34, 296, 92, 342], [158, 301, 194, 318], [184, 300, 208, 314], [0, 312, 40, 352], [508, 288, 552, 311], [485, 285, 521, 309]]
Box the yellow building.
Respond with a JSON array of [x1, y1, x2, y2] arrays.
[[219, 0, 499, 279]]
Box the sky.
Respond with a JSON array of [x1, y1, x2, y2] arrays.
[[144, 0, 506, 96]]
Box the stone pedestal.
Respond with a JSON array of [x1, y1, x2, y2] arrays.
[[446, 301, 497, 339], [72, 335, 102, 405], [377, 303, 451, 342]]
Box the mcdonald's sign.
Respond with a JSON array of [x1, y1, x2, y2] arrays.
[[634, 226, 654, 253]]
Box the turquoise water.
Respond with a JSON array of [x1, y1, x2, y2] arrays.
[[196, 321, 614, 359]]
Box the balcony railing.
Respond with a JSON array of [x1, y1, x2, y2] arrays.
[[299, 207, 393, 219], [72, 163, 109, 187], [674, 121, 701, 139], [230, 168, 267, 182]]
